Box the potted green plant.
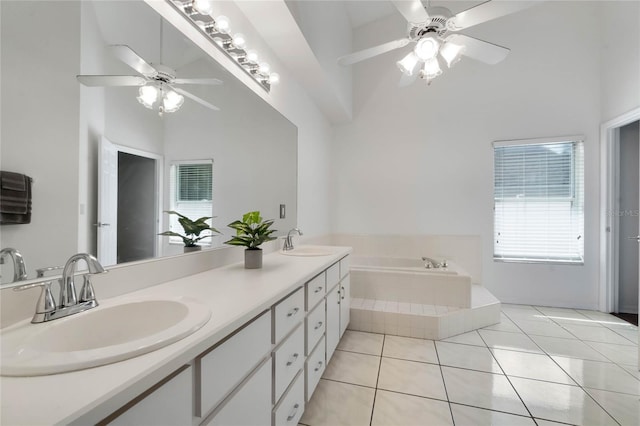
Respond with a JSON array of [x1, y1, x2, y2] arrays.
[[224, 211, 277, 269], [159, 210, 220, 253]]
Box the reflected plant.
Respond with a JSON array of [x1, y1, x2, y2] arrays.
[[159, 210, 220, 247]]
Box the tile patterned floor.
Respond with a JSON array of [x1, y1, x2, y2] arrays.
[[300, 304, 639, 426]]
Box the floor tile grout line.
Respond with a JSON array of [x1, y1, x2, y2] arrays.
[[433, 336, 456, 425], [448, 401, 538, 423], [477, 322, 539, 421], [501, 309, 625, 426], [368, 334, 385, 426]]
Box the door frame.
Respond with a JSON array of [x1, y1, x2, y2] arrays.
[[98, 138, 164, 263], [599, 107, 640, 312]]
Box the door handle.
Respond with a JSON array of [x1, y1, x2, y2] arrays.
[[93, 222, 111, 227], [627, 236, 640, 242]]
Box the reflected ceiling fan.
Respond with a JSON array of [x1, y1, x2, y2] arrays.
[[77, 44, 223, 115], [338, 0, 543, 86]]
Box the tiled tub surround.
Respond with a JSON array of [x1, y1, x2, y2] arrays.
[[302, 305, 639, 426], [349, 263, 501, 339], [0, 246, 351, 425]]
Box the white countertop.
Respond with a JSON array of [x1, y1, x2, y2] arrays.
[[0, 245, 351, 425]]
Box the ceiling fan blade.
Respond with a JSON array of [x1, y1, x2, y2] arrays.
[[391, 0, 429, 24], [76, 75, 147, 87], [172, 78, 223, 85], [109, 45, 158, 77], [338, 38, 410, 66], [174, 87, 220, 111], [448, 34, 510, 65], [448, 1, 542, 31]]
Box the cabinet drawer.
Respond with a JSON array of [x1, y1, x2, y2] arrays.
[[339, 256, 350, 279], [305, 300, 325, 355], [204, 358, 272, 426], [106, 366, 192, 426], [273, 287, 304, 344], [273, 371, 304, 426], [305, 272, 325, 311], [199, 311, 271, 416], [273, 324, 304, 403], [326, 262, 340, 291], [305, 336, 326, 402]]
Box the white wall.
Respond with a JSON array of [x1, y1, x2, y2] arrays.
[[601, 1, 640, 122], [0, 1, 81, 281], [331, 1, 604, 308]]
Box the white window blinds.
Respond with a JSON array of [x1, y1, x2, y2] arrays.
[[493, 138, 584, 263], [168, 161, 214, 246]]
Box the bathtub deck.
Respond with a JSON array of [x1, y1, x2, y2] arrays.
[[348, 285, 501, 340]]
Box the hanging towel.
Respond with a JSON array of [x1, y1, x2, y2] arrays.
[[0, 171, 32, 224]]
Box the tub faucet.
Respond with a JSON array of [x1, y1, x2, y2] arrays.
[[421, 257, 441, 269], [14, 253, 106, 323], [283, 228, 303, 251], [0, 248, 28, 282]]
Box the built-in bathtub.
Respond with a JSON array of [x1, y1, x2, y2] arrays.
[[348, 255, 500, 340], [350, 256, 463, 275]]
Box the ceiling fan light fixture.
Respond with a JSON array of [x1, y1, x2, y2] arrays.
[[420, 58, 442, 80], [414, 36, 440, 61], [163, 89, 184, 113], [137, 85, 159, 109], [440, 41, 464, 68], [191, 0, 213, 16], [397, 52, 420, 76]]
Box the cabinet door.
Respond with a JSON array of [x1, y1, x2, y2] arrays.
[[204, 358, 272, 426], [339, 275, 350, 337], [326, 284, 340, 361], [107, 366, 192, 426]]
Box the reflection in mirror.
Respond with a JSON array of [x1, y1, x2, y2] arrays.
[[0, 0, 297, 286]]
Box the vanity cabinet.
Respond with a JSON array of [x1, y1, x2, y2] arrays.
[[101, 254, 351, 426]]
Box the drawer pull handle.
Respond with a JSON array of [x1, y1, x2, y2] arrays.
[[314, 321, 323, 330], [286, 403, 300, 422], [287, 307, 300, 317], [286, 353, 299, 366], [341, 286, 345, 300], [314, 361, 323, 372], [314, 286, 323, 293]]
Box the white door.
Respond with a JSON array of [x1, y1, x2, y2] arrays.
[[97, 137, 118, 266]]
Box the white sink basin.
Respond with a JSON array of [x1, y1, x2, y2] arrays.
[[1, 297, 211, 376], [281, 246, 333, 257]]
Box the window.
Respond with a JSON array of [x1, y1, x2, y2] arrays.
[[168, 160, 214, 245], [493, 137, 584, 263]]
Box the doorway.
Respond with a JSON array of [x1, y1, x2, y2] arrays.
[[615, 121, 640, 324], [600, 109, 640, 322], [97, 137, 163, 266]]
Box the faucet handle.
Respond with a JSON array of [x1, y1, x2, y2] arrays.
[[14, 280, 56, 314], [79, 275, 97, 303], [36, 281, 56, 314]]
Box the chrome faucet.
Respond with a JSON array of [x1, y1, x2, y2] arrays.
[[422, 257, 444, 269], [0, 248, 28, 282], [283, 228, 303, 251], [14, 253, 106, 323]]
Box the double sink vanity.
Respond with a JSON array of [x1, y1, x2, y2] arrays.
[[0, 246, 352, 425]]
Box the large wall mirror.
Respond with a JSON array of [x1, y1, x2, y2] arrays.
[[0, 0, 298, 286]]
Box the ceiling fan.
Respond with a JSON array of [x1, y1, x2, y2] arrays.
[[338, 0, 542, 86], [77, 44, 223, 115]]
